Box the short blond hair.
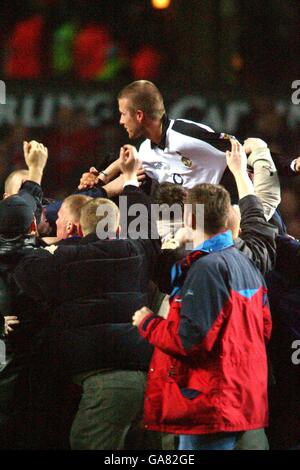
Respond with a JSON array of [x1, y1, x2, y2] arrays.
[[118, 80, 165, 120], [62, 194, 92, 224], [80, 198, 120, 236]]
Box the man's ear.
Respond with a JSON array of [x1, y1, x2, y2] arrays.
[[66, 222, 76, 236], [136, 109, 144, 123], [116, 225, 120, 237], [29, 218, 38, 235], [78, 224, 84, 238], [184, 210, 193, 229]]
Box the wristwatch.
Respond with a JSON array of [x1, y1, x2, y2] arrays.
[[97, 170, 108, 186]]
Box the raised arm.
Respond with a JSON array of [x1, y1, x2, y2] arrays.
[[78, 149, 146, 195], [77, 159, 121, 190], [226, 139, 254, 199], [133, 263, 230, 358], [244, 137, 281, 221], [19, 140, 48, 223], [226, 139, 277, 274], [23, 140, 48, 185]]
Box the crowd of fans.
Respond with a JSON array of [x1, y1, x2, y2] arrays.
[[1, 93, 300, 237], [0, 80, 300, 450]]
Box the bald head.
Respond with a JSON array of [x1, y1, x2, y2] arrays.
[[4, 169, 29, 198]]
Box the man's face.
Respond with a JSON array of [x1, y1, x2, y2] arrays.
[[118, 98, 144, 140], [56, 203, 73, 240]]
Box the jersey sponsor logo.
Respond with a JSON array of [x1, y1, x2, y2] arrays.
[[176, 151, 192, 169], [181, 156, 192, 168], [153, 162, 170, 171]]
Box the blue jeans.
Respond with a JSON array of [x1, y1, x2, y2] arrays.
[[178, 432, 239, 450]]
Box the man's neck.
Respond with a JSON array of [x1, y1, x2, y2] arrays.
[[144, 118, 163, 144], [192, 231, 212, 249]]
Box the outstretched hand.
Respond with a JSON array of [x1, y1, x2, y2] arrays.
[[119, 145, 142, 180], [226, 139, 248, 175], [23, 140, 48, 171], [78, 167, 100, 190]]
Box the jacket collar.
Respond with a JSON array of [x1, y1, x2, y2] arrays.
[[170, 230, 234, 299], [194, 230, 234, 253]]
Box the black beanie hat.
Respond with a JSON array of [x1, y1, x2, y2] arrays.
[[0, 195, 35, 237]]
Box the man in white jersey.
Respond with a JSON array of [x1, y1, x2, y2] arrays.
[[79, 80, 234, 192]]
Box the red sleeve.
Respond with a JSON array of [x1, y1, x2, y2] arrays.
[[138, 299, 200, 358]]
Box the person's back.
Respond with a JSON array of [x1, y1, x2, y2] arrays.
[[265, 236, 300, 449], [139, 241, 270, 435], [133, 143, 272, 450], [0, 195, 44, 449]]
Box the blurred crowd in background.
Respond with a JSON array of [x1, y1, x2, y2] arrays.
[[0, 0, 170, 82]]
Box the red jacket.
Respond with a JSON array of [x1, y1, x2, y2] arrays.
[[138, 238, 272, 435]]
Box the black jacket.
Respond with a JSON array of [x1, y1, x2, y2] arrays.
[[0, 178, 47, 354], [19, 180, 43, 225], [272, 153, 299, 178], [0, 235, 47, 362], [13, 185, 160, 376]]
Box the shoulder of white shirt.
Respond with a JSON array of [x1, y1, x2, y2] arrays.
[[291, 159, 297, 172]]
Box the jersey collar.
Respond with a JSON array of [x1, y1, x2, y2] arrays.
[[150, 114, 171, 150]]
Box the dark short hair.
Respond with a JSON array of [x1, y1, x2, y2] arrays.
[[153, 183, 187, 211], [118, 80, 165, 120], [187, 184, 231, 235]]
